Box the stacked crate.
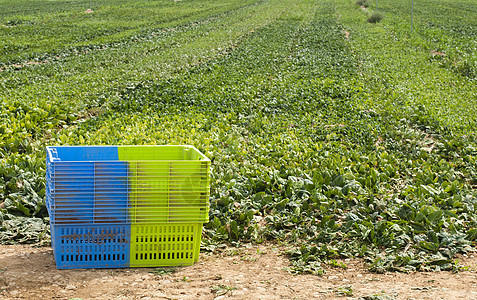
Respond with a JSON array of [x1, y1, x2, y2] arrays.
[[46, 145, 210, 269]]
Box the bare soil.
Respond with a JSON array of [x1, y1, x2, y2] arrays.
[[0, 244, 477, 299], [343, 30, 350, 39], [430, 50, 446, 57]]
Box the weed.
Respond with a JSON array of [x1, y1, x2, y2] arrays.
[[149, 267, 176, 276], [360, 292, 397, 300], [334, 285, 353, 296], [327, 259, 348, 269], [241, 255, 258, 262], [256, 248, 267, 255], [210, 284, 237, 296], [368, 12, 384, 23]]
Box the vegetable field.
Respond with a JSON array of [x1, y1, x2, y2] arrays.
[[1, 0, 476, 274]]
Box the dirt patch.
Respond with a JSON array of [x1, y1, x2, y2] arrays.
[[85, 9, 94, 13], [0, 244, 477, 299], [431, 50, 446, 57], [343, 30, 350, 39], [75, 107, 104, 123], [374, 135, 383, 148], [4, 61, 48, 71], [421, 134, 438, 153]]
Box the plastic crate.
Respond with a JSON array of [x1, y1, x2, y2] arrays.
[[46, 145, 210, 224], [130, 223, 202, 267], [128, 161, 209, 223], [50, 224, 130, 269], [46, 145, 210, 269], [47, 161, 129, 224], [50, 222, 203, 269]]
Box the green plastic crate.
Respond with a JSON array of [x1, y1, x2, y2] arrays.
[[119, 146, 210, 224], [130, 223, 202, 267]]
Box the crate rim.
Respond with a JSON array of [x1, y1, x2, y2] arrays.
[[46, 145, 211, 163]]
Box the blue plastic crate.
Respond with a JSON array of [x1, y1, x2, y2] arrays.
[[49, 146, 119, 161], [51, 224, 130, 269], [46, 147, 129, 225]]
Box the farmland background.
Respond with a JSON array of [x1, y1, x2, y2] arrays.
[[0, 0, 476, 273]]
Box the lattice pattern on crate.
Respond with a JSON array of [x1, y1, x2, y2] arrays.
[[46, 145, 211, 225], [51, 224, 130, 269], [130, 223, 202, 267], [46, 145, 209, 269]]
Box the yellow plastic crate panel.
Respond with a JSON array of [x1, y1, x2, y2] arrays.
[[127, 160, 209, 223], [130, 223, 202, 267]]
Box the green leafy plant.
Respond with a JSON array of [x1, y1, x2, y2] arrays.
[[0, 0, 476, 275], [355, 0, 369, 8], [334, 285, 353, 296], [149, 267, 176, 276], [210, 284, 237, 296], [368, 12, 384, 23]]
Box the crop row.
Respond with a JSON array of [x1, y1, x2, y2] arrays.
[[0, 0, 260, 65], [0, 0, 295, 241], [1, 0, 476, 273], [42, 0, 477, 272], [374, 0, 477, 79]]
